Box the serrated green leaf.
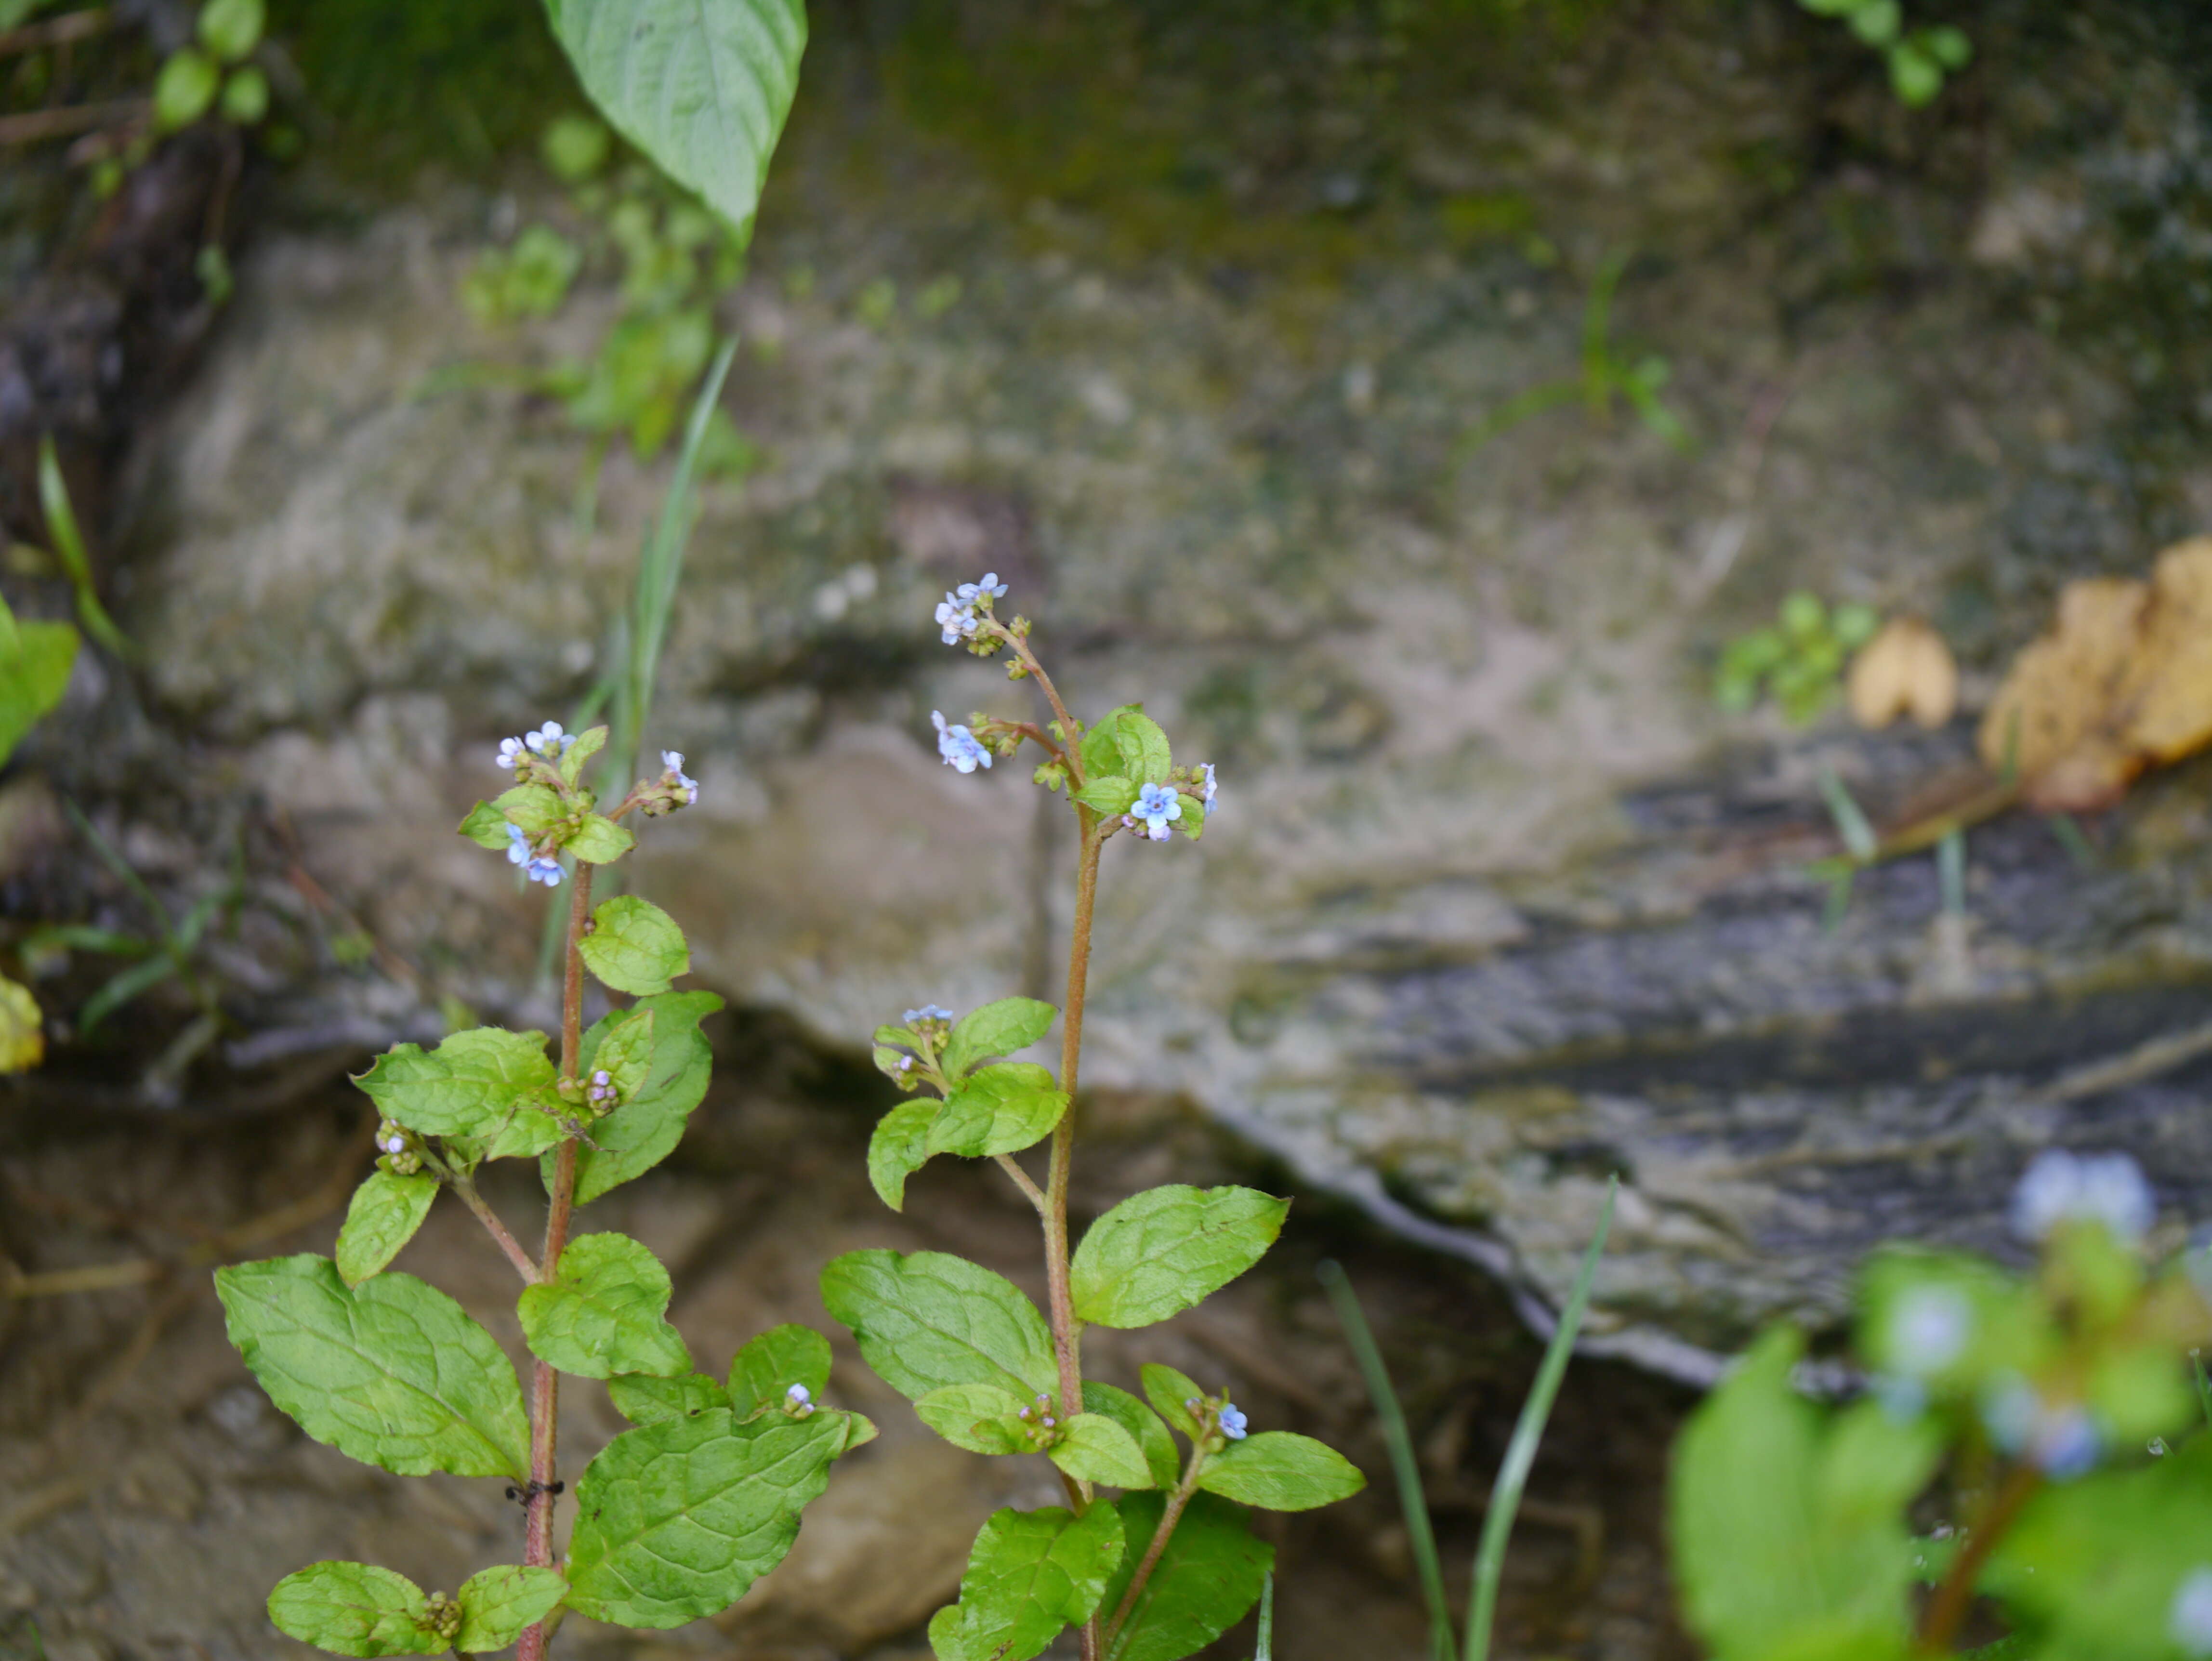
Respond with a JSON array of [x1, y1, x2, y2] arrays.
[[1071, 1186, 1287, 1330], [1080, 705, 1172, 787], [867, 1098, 939, 1212], [1084, 1381, 1179, 1489], [454, 1565, 566, 1653], [1140, 1364, 1206, 1440], [495, 783, 564, 836], [728, 1323, 832, 1419], [544, 0, 806, 237], [930, 1063, 1068, 1159], [559, 724, 608, 787], [567, 813, 635, 865], [831, 1408, 879, 1454], [266, 1562, 444, 1658], [579, 895, 687, 995], [941, 997, 1058, 1080], [519, 1232, 691, 1380], [334, 1169, 437, 1287], [560, 991, 723, 1204], [915, 1382, 1039, 1455], [215, 1255, 529, 1478], [1197, 1432, 1363, 1511], [1175, 795, 1205, 840], [1073, 774, 1138, 816], [1670, 1326, 1919, 1661], [1098, 1492, 1271, 1661], [609, 1371, 728, 1425], [820, 1249, 1055, 1402], [592, 1006, 658, 1102], [1052, 1413, 1154, 1490], [356, 1028, 563, 1159], [564, 1408, 844, 1628], [930, 1504, 1127, 1661], [458, 801, 511, 851]]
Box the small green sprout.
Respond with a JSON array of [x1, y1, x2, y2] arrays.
[[1713, 591, 1881, 725]]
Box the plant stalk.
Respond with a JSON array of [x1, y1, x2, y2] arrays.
[[450, 1170, 539, 1284], [1102, 1439, 1208, 1651], [516, 864, 595, 1661], [1043, 816, 1102, 1429], [1917, 1462, 2041, 1654]]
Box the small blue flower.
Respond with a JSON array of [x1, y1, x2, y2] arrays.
[[1981, 1375, 2101, 1479], [1198, 762, 1218, 817], [786, 1382, 812, 1407], [1134, 781, 1183, 841], [506, 824, 533, 867], [955, 572, 1009, 603], [523, 720, 573, 758], [526, 854, 564, 887], [2171, 1567, 2212, 1658], [904, 1005, 955, 1024], [496, 735, 527, 771], [2010, 1149, 2155, 1245], [2036, 1409, 2101, 1480], [935, 593, 979, 645], [662, 750, 699, 805], [934, 710, 992, 773], [1218, 1402, 1248, 1440], [1888, 1285, 1973, 1377]]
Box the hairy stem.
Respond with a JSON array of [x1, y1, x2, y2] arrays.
[[1043, 817, 1102, 1428], [516, 865, 595, 1661], [1918, 1463, 2041, 1653], [450, 1171, 539, 1283], [994, 1153, 1048, 1213], [1102, 1439, 1208, 1650]]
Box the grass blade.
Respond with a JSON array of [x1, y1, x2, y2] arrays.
[[1817, 766, 1878, 863], [1465, 1175, 1617, 1661], [1318, 1259, 1455, 1661], [1253, 1572, 1273, 1661], [37, 435, 132, 660]]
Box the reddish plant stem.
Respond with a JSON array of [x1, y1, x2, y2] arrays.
[[515, 865, 595, 1661], [1043, 817, 1102, 1431], [450, 1171, 538, 1283], [1918, 1463, 2041, 1654], [1102, 1435, 1210, 1649]]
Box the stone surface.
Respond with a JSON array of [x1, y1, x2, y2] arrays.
[[34, 0, 2212, 1377]]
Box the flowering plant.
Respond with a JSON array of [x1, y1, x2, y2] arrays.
[[817, 578, 1364, 1661], [1671, 1147, 2212, 1660], [214, 727, 873, 1659]]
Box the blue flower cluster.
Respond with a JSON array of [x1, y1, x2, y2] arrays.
[[505, 824, 563, 886], [1980, 1375, 2100, 1480], [1198, 763, 1218, 817], [933, 710, 992, 773], [933, 573, 1008, 645], [496, 720, 575, 771], [662, 750, 700, 805], [2010, 1149, 2154, 1245], [1218, 1402, 1248, 1440], [904, 1004, 955, 1024], [1132, 781, 1182, 841]]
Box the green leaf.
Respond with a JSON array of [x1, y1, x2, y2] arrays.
[[0, 598, 78, 769], [1098, 1492, 1272, 1661], [566, 813, 635, 864], [820, 1249, 1056, 1403], [592, 1005, 659, 1103], [1073, 774, 1138, 816], [154, 48, 219, 130], [609, 1371, 728, 1425], [579, 894, 688, 995], [518, 1232, 692, 1380], [1198, 1432, 1364, 1511], [356, 1028, 563, 1159], [1669, 1326, 1921, 1661], [1139, 1364, 1207, 1440], [458, 801, 511, 850], [914, 1382, 1039, 1455], [454, 1566, 567, 1654], [333, 1169, 437, 1287], [559, 724, 608, 787], [266, 1562, 445, 1658], [197, 0, 263, 61], [728, 1323, 832, 1419], [1070, 1186, 1288, 1330], [1084, 1381, 1180, 1489], [941, 996, 1058, 1080], [495, 783, 564, 836], [1080, 705, 1172, 786], [214, 1255, 530, 1478], [867, 1098, 939, 1212], [219, 64, 269, 123], [929, 1504, 1126, 1661], [1051, 1414, 1154, 1490], [564, 1408, 845, 1627], [543, 0, 807, 236], [1174, 794, 1205, 841], [930, 1063, 1068, 1159], [561, 991, 723, 1204]]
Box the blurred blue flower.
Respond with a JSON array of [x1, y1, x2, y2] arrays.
[[1218, 1402, 1248, 1440], [2011, 1149, 2154, 1245], [934, 710, 992, 773]]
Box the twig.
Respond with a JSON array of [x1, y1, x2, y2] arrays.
[[0, 8, 112, 57], [0, 98, 145, 145]]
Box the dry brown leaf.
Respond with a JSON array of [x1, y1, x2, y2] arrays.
[[1848, 618, 1959, 730], [1977, 538, 2212, 810]]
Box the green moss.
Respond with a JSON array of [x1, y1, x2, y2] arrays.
[[267, 0, 579, 179]]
